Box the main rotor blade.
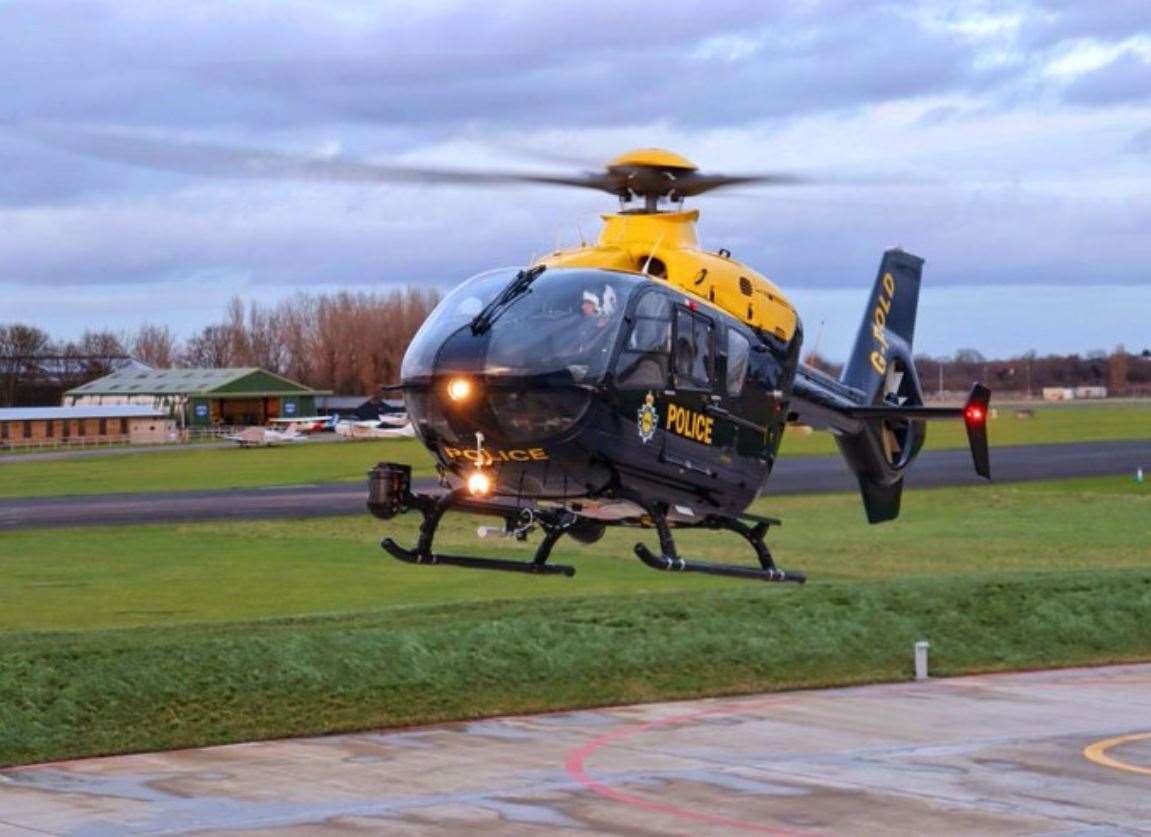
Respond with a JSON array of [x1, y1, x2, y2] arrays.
[[14, 123, 623, 192], [668, 172, 810, 197], [11, 123, 823, 198]]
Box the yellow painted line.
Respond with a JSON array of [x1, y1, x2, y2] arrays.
[[1083, 732, 1151, 777]]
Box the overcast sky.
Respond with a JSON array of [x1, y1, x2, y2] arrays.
[[2, 0, 1149, 359]]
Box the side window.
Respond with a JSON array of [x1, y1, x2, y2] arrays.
[[615, 292, 672, 389], [674, 308, 714, 390], [726, 330, 751, 396]]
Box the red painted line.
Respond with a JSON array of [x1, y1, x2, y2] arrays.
[[563, 665, 1149, 833], [564, 699, 808, 835]]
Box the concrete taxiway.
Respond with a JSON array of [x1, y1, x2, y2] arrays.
[[1, 664, 1149, 835], [3, 439, 1148, 530]]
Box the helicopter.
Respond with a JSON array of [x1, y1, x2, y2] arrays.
[[367, 149, 991, 584], [21, 127, 990, 583]]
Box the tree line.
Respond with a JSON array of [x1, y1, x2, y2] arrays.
[[4, 295, 1149, 408], [805, 345, 1151, 398], [0, 287, 440, 406]]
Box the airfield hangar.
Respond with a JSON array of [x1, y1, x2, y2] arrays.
[[64, 367, 329, 427], [0, 404, 174, 448]]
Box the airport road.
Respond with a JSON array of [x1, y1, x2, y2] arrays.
[[2, 439, 1148, 530], [1, 663, 1149, 834]]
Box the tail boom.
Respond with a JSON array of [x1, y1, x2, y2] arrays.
[[785, 248, 990, 523]]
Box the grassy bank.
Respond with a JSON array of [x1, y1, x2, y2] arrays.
[[1, 402, 1148, 498], [0, 476, 1148, 765], [2, 572, 1150, 767]]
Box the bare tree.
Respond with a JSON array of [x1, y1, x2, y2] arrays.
[[1109, 345, 1129, 395], [182, 324, 234, 367], [131, 324, 179, 367], [0, 323, 52, 406]]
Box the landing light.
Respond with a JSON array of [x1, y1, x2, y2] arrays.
[[467, 470, 491, 496], [447, 377, 472, 402], [965, 405, 985, 424]]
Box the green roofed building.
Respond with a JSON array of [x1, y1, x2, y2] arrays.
[[65, 368, 330, 427]]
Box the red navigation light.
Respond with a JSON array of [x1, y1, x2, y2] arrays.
[[965, 405, 985, 424]]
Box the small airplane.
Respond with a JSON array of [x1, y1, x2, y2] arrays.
[[268, 416, 334, 434], [337, 417, 417, 440], [225, 426, 304, 448], [22, 127, 992, 584]]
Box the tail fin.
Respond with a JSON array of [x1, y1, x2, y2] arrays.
[[837, 249, 925, 524], [841, 248, 924, 402], [790, 249, 990, 525]]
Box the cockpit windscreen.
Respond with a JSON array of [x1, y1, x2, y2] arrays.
[[402, 268, 644, 384]]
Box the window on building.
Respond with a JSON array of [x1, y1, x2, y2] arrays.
[[0, 422, 8, 441], [22, 421, 31, 439], [62, 420, 71, 438], [46, 420, 55, 438], [98, 418, 107, 435], [673, 308, 715, 390], [727, 330, 751, 396], [120, 418, 129, 435]]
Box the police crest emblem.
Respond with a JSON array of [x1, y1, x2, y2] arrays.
[[636, 391, 658, 443]]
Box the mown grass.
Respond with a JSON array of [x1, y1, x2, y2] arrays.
[[1, 476, 1149, 633], [1, 476, 1149, 765], [0, 437, 433, 499], [0, 402, 1148, 498], [778, 400, 1151, 456], [3, 572, 1150, 767]]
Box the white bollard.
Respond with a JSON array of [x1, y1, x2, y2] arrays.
[[914, 641, 931, 681], [1137, 467, 1144, 484]]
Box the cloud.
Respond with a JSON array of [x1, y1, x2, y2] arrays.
[[1062, 52, 1151, 106], [1, 0, 1150, 350], [1127, 126, 1151, 153], [0, 1, 997, 131], [1017, 0, 1151, 50]]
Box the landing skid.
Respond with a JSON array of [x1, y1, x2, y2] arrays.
[[629, 499, 805, 583], [368, 462, 804, 584], [379, 487, 576, 577]]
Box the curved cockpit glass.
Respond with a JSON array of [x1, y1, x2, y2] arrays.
[[402, 268, 645, 384]]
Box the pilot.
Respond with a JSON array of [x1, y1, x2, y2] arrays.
[[580, 290, 602, 319], [574, 289, 613, 360]]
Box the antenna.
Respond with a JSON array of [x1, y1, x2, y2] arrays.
[[576, 221, 587, 247], [806, 319, 826, 366], [641, 233, 667, 275]]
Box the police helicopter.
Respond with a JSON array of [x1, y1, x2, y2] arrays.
[[365, 149, 991, 585], [22, 128, 990, 583]]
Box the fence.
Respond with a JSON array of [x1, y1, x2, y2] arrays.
[[0, 425, 251, 453]]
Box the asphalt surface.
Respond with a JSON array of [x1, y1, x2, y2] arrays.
[[3, 663, 1149, 834], [2, 439, 1147, 530]]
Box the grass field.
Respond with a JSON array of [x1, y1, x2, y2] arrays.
[[1, 476, 1149, 765], [778, 399, 1151, 457], [0, 438, 434, 499], [0, 401, 1148, 499]]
